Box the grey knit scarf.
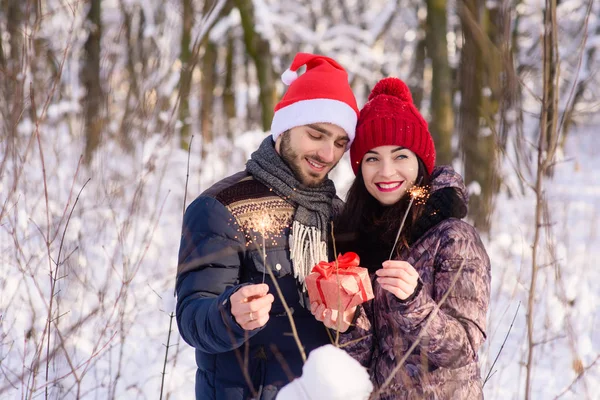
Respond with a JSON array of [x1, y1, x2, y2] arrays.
[[246, 136, 337, 286]]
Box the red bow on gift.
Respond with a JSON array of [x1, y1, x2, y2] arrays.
[[311, 252, 361, 278]]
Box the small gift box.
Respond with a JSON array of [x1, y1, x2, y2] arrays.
[[305, 252, 374, 312]]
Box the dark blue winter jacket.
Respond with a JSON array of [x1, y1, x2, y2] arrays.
[[176, 171, 336, 400]]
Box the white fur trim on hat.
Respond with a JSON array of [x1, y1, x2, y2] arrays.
[[271, 98, 357, 146], [281, 68, 298, 85]]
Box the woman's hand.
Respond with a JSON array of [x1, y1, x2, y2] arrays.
[[310, 302, 357, 332], [376, 260, 420, 300]]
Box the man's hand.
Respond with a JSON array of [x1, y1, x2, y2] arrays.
[[310, 302, 356, 332], [230, 284, 274, 330], [375, 260, 420, 300]]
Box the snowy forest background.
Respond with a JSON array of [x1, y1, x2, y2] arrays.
[[1, 0, 599, 398]]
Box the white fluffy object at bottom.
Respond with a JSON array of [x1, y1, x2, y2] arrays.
[[277, 344, 373, 400]]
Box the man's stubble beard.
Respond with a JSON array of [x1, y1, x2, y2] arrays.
[[279, 131, 339, 188]]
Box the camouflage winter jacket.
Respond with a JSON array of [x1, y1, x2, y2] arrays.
[[339, 166, 491, 400]]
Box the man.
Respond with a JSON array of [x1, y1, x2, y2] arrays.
[[176, 53, 359, 400]]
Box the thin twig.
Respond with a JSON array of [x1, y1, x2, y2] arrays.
[[182, 135, 193, 218], [56, 179, 91, 270], [338, 334, 373, 349], [52, 156, 84, 243], [553, 355, 600, 399], [524, 1, 560, 397], [557, 0, 593, 137], [0, 308, 103, 396], [219, 309, 258, 398], [159, 312, 175, 400], [161, 131, 195, 398], [270, 344, 296, 383], [483, 302, 521, 386], [255, 241, 306, 362], [29, 80, 53, 400], [32, 329, 117, 393]]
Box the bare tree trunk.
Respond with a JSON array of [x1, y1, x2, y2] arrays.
[[323, 0, 336, 25], [480, 3, 503, 199], [244, 51, 254, 130], [496, 0, 519, 152], [138, 7, 147, 91], [223, 32, 237, 138], [120, 2, 140, 102], [543, 3, 558, 177], [426, 0, 454, 165], [458, 0, 497, 233], [1, 2, 24, 190], [178, 0, 194, 150], [118, 0, 140, 152], [510, 0, 531, 190], [338, 0, 351, 24], [82, 0, 103, 164], [30, 1, 48, 123], [6, 2, 24, 141], [0, 26, 5, 144], [200, 37, 217, 157], [154, 4, 173, 135], [408, 12, 426, 109], [356, 0, 367, 29], [7, 1, 23, 75], [234, 0, 275, 132], [458, 0, 483, 210], [483, 5, 501, 126]]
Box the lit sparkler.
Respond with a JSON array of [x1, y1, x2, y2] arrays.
[[388, 179, 430, 260], [226, 205, 307, 361], [243, 207, 308, 361], [242, 209, 286, 283], [256, 212, 274, 283]]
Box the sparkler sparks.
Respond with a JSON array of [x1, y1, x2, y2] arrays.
[[240, 208, 288, 282], [388, 180, 430, 260], [408, 184, 430, 205]]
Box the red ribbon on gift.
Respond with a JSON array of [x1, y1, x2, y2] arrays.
[[312, 252, 360, 278], [310, 252, 368, 308]]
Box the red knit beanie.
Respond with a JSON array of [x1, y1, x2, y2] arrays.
[[350, 77, 436, 175]]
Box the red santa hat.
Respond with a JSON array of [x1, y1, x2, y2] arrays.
[[271, 53, 359, 146]]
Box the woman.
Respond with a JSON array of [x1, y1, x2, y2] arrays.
[[312, 77, 491, 399]]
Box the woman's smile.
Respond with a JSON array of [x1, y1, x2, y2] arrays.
[[375, 181, 404, 192]]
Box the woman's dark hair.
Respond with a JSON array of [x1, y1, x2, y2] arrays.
[[334, 156, 431, 265]]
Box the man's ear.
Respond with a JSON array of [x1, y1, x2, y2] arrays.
[[274, 135, 282, 155]]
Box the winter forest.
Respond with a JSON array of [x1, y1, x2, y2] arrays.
[[1, 0, 599, 398]]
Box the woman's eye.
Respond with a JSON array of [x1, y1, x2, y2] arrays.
[[365, 157, 378, 162], [396, 154, 408, 160]]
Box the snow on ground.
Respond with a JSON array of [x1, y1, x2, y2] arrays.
[[1, 117, 598, 398], [481, 125, 600, 399]]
